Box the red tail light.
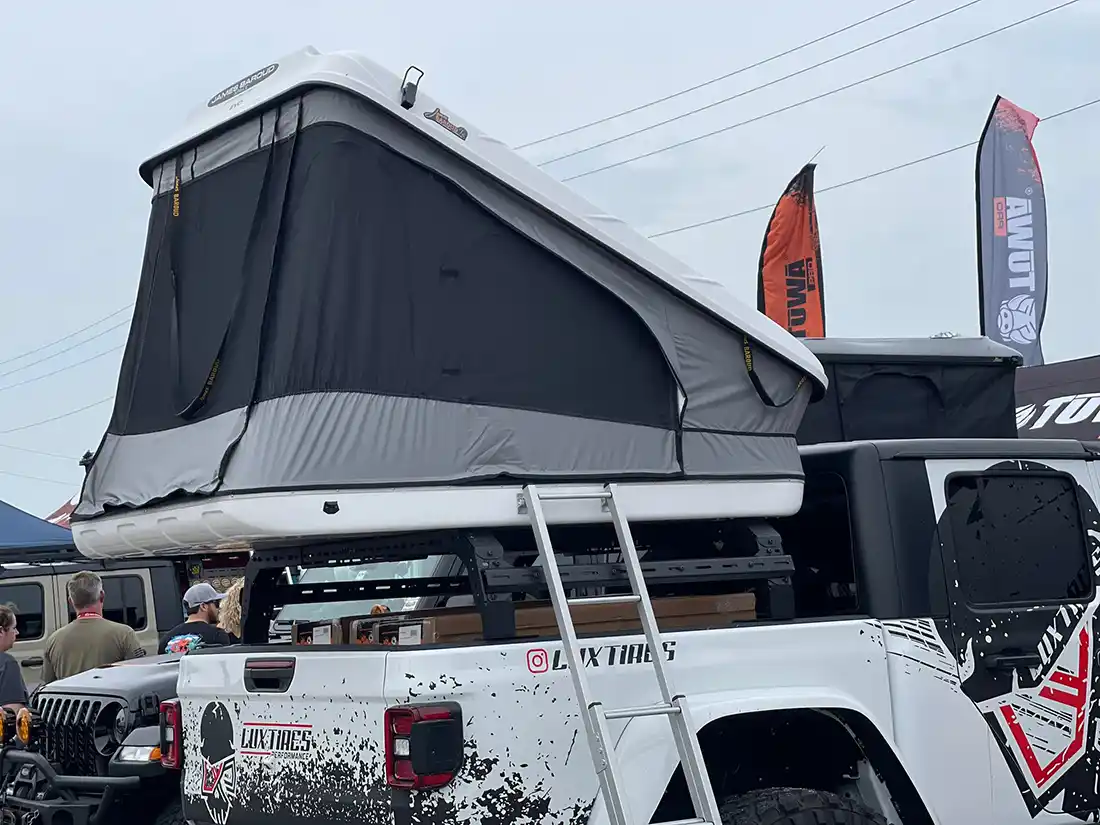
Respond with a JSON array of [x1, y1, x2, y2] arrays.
[[384, 702, 463, 789], [159, 699, 182, 770]]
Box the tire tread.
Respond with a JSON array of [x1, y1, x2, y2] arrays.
[[718, 786, 890, 825]]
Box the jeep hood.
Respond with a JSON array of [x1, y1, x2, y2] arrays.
[[39, 653, 183, 699]]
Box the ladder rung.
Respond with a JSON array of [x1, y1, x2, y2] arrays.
[[567, 594, 640, 607], [534, 489, 611, 501], [654, 818, 711, 825], [603, 702, 680, 720]]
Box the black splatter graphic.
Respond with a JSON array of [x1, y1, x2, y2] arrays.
[[181, 687, 595, 825], [938, 460, 1100, 820]]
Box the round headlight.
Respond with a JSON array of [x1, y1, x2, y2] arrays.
[[113, 709, 132, 742], [16, 708, 35, 747]]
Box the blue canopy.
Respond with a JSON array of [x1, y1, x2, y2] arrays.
[[0, 498, 75, 552]]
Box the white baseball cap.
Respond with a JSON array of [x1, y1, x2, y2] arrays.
[[183, 582, 228, 610]]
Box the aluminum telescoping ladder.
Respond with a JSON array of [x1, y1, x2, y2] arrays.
[[521, 483, 723, 825]]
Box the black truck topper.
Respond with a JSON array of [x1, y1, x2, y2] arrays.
[[798, 337, 1022, 445]]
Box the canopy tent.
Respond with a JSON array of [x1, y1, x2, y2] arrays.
[[0, 497, 75, 553], [1015, 355, 1100, 440]]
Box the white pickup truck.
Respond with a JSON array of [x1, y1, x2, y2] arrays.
[[50, 44, 1083, 825], [155, 438, 1100, 825]]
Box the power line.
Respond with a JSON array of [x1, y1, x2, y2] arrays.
[[0, 347, 124, 393], [540, 0, 987, 167], [514, 0, 922, 151], [0, 443, 79, 461], [0, 468, 76, 488], [0, 396, 113, 435], [648, 94, 1100, 239], [0, 319, 129, 379], [0, 304, 133, 368], [562, 0, 1079, 183]]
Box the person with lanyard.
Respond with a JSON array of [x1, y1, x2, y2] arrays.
[[41, 571, 146, 684], [160, 583, 236, 654]]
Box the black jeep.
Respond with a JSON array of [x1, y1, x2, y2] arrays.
[[0, 652, 185, 825]]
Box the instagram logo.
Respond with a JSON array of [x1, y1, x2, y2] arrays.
[[526, 648, 549, 674]]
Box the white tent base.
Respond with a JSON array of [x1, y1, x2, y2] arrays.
[[71, 478, 804, 559]]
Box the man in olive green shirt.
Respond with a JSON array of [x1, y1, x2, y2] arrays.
[[41, 571, 145, 684]]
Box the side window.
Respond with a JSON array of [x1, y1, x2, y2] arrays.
[[0, 584, 45, 640], [66, 576, 148, 630], [770, 471, 859, 616], [946, 472, 1091, 605]]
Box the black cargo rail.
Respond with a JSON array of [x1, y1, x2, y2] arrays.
[[483, 555, 794, 590], [241, 526, 796, 644]]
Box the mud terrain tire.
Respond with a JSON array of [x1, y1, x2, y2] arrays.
[[719, 787, 889, 825], [150, 797, 186, 825]]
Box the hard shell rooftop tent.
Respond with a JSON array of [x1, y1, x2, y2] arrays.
[[71, 46, 826, 560], [797, 337, 1022, 444]]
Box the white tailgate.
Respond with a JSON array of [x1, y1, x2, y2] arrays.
[[178, 648, 392, 823]]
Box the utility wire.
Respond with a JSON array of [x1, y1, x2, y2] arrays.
[[540, 0, 987, 167], [562, 0, 1079, 183], [514, 0, 923, 151], [0, 347, 124, 393], [0, 396, 113, 435], [0, 319, 129, 379], [0, 443, 79, 461], [0, 469, 76, 487], [648, 94, 1100, 239], [0, 304, 133, 368]]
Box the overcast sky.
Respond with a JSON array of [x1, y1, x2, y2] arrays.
[[0, 0, 1096, 517]]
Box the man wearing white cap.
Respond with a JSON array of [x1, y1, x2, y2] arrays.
[[159, 583, 236, 654]]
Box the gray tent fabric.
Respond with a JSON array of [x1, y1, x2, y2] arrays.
[[76, 80, 820, 520]]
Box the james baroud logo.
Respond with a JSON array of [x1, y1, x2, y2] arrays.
[[208, 63, 279, 108], [239, 721, 314, 760], [423, 107, 469, 141]]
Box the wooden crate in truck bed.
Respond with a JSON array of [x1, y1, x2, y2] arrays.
[[294, 592, 756, 646]]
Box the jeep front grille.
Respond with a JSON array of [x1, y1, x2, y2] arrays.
[[35, 695, 104, 776]]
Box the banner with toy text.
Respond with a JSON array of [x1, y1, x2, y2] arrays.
[[976, 96, 1048, 366], [757, 163, 826, 338], [1015, 356, 1100, 440]]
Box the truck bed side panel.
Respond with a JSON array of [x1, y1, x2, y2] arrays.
[[177, 621, 896, 825]]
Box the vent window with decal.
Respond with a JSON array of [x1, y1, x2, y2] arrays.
[[947, 473, 1092, 606]]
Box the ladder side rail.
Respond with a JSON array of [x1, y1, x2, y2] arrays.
[[604, 483, 724, 825], [522, 485, 633, 825], [603, 483, 677, 704]]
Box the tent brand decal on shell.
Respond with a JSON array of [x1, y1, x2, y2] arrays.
[[207, 63, 279, 108], [423, 107, 468, 140]]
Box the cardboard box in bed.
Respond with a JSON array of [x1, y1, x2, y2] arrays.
[[291, 618, 345, 646], [343, 592, 756, 647]]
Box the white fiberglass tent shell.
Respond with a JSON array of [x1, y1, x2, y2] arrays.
[[71, 46, 826, 559]]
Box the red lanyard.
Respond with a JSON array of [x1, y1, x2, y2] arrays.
[[76, 611, 100, 620]]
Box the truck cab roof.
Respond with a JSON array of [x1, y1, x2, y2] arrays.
[[802, 437, 1100, 461]]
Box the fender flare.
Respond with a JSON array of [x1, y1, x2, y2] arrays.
[[585, 688, 940, 825]]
